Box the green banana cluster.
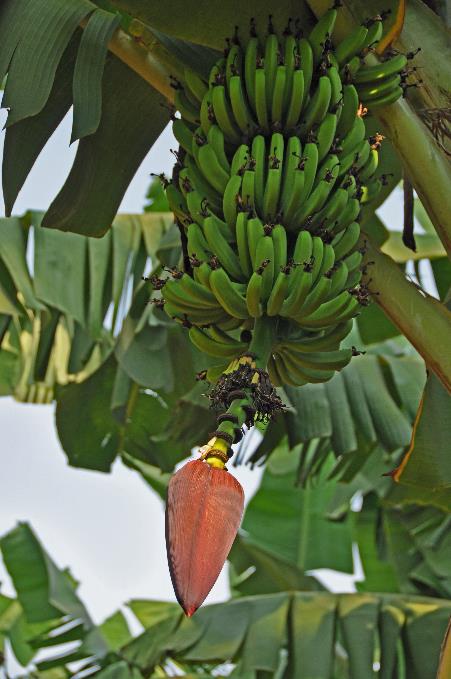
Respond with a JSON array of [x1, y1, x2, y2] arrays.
[[173, 8, 409, 138], [161, 5, 406, 389]]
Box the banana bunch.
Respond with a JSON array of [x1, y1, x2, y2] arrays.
[[160, 4, 405, 390], [173, 7, 409, 141]]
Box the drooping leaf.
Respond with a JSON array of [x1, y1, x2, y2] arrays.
[[392, 372, 451, 510], [0, 523, 92, 626], [42, 55, 168, 236], [290, 593, 336, 679], [241, 444, 355, 574], [34, 222, 87, 326], [0, 218, 42, 310], [2, 0, 94, 126], [2, 35, 79, 216], [71, 8, 121, 141]]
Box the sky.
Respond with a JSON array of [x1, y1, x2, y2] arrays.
[[0, 107, 412, 670]]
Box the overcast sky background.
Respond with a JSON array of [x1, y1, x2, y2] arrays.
[[0, 107, 413, 669]]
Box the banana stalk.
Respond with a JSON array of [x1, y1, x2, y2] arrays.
[[92, 20, 178, 102], [362, 237, 451, 393]]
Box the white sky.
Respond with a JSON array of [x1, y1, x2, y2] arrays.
[[0, 108, 405, 658]]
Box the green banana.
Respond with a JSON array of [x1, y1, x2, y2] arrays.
[[164, 300, 227, 326], [223, 174, 242, 230], [207, 125, 230, 173], [166, 182, 189, 223], [346, 269, 363, 289], [185, 155, 222, 211], [341, 55, 361, 82], [235, 211, 252, 278], [255, 66, 270, 132], [339, 114, 366, 156], [172, 117, 194, 155], [211, 84, 242, 144], [362, 17, 383, 49], [353, 53, 408, 83], [263, 133, 284, 219], [226, 43, 242, 89], [203, 216, 245, 281], [186, 189, 208, 227], [281, 231, 314, 316], [267, 355, 284, 387], [283, 166, 306, 230], [283, 34, 298, 111], [326, 65, 343, 108], [293, 229, 314, 266], [271, 65, 287, 123], [360, 178, 382, 204], [326, 261, 349, 299], [332, 221, 361, 259], [252, 135, 266, 214], [255, 235, 275, 300], [175, 273, 220, 306], [365, 86, 403, 108], [244, 35, 259, 113], [267, 270, 290, 316], [280, 266, 313, 318], [309, 236, 325, 283], [316, 112, 338, 162], [310, 186, 349, 230], [246, 271, 263, 318], [343, 249, 363, 273], [247, 217, 265, 268], [317, 243, 335, 279], [298, 275, 332, 317], [285, 68, 305, 129], [197, 142, 230, 193], [231, 144, 250, 175], [242, 169, 256, 212], [174, 87, 200, 125], [280, 319, 353, 352], [358, 148, 379, 182], [209, 266, 249, 319], [189, 326, 246, 359], [184, 67, 208, 103], [297, 291, 358, 329], [229, 74, 257, 134], [298, 76, 332, 138], [335, 25, 368, 65], [308, 7, 337, 66], [280, 345, 352, 371], [296, 141, 319, 205], [298, 38, 313, 108], [264, 32, 279, 111], [336, 84, 359, 138], [200, 91, 213, 133], [295, 162, 339, 224], [272, 352, 306, 386], [193, 261, 213, 289], [271, 224, 288, 272], [187, 221, 210, 260], [277, 350, 335, 383], [357, 73, 401, 100]]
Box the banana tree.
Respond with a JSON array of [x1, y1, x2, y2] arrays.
[[0, 0, 450, 675]]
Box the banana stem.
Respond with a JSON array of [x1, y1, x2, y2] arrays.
[[362, 237, 451, 393], [248, 316, 277, 369]]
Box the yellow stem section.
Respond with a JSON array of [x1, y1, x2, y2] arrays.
[[108, 27, 175, 101], [200, 437, 228, 469]]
